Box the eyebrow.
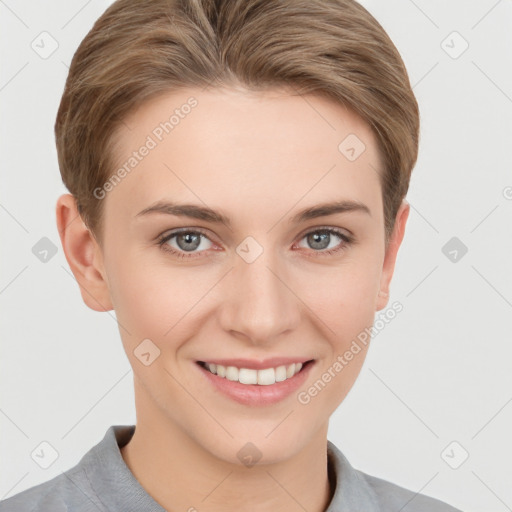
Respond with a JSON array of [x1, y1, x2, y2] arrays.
[[135, 199, 371, 227]]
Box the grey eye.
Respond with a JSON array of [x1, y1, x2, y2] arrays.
[[164, 231, 213, 253], [298, 230, 344, 251], [176, 232, 202, 251], [306, 231, 332, 250]]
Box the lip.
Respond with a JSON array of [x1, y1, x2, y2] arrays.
[[195, 359, 315, 406], [198, 357, 312, 370]]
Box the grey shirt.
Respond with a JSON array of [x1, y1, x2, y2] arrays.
[[0, 425, 462, 511]]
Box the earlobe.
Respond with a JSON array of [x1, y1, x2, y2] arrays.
[[376, 199, 410, 311], [55, 193, 113, 312]]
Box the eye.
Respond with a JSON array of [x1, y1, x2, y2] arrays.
[[157, 228, 215, 258], [295, 228, 353, 256], [157, 226, 354, 260]]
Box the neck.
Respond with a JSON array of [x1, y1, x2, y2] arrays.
[[121, 398, 334, 512]]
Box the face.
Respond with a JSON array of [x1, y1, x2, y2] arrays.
[[67, 86, 408, 465]]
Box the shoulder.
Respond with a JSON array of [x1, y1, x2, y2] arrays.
[[0, 425, 139, 512], [0, 466, 103, 512], [326, 440, 463, 512], [356, 469, 463, 512]]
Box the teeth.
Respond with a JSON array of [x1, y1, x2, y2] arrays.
[[240, 368, 258, 385], [202, 362, 306, 385], [275, 365, 287, 382], [226, 366, 239, 381], [257, 368, 274, 385]]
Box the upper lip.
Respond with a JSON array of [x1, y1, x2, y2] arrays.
[[198, 357, 314, 370]]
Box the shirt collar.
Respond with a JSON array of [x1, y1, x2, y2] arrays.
[[326, 439, 380, 511], [81, 425, 380, 512], [81, 425, 165, 511]]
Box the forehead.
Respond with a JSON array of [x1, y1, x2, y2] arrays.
[[105, 86, 383, 227]]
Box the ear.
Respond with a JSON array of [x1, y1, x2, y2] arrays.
[[376, 199, 410, 311], [55, 193, 113, 312]]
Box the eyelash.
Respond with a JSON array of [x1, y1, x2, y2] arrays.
[[156, 227, 354, 260]]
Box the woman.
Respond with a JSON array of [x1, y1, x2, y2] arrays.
[[0, 0, 462, 510]]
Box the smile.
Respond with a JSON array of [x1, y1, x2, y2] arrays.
[[197, 361, 310, 385]]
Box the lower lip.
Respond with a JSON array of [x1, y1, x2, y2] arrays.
[[196, 361, 315, 406]]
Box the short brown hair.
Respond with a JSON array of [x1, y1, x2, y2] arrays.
[[55, 0, 419, 246]]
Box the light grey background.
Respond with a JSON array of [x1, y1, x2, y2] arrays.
[[1, 1, 511, 511]]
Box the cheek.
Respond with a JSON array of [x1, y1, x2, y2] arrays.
[[296, 252, 382, 330], [105, 250, 212, 356], [104, 248, 174, 341]]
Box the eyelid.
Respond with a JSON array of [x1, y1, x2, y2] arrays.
[[158, 226, 216, 243], [157, 225, 350, 243], [296, 224, 352, 240]]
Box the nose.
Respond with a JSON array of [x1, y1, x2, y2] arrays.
[[218, 250, 301, 346]]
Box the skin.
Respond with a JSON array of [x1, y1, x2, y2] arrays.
[[56, 85, 409, 512]]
